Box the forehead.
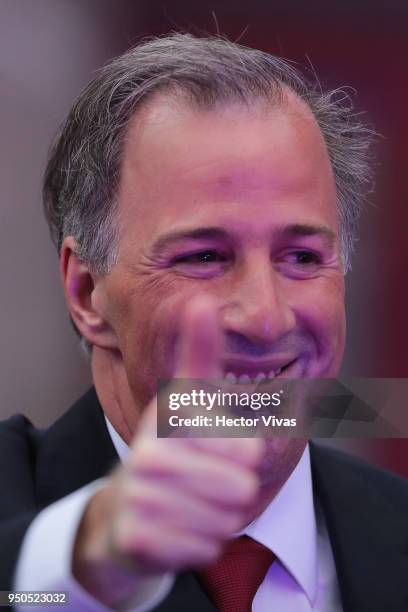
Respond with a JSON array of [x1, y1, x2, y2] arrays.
[[117, 91, 337, 237]]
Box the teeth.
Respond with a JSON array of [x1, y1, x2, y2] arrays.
[[224, 369, 284, 384], [254, 372, 266, 384], [238, 374, 251, 384]]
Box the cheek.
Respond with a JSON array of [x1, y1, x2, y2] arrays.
[[290, 276, 346, 370], [113, 273, 201, 386]]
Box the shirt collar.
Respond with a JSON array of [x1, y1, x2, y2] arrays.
[[105, 417, 317, 604], [105, 416, 129, 462], [242, 445, 317, 605]]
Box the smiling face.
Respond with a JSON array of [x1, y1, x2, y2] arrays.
[[91, 91, 346, 438]]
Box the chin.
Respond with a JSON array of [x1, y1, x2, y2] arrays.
[[257, 437, 307, 488]]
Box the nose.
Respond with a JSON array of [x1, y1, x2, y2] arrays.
[[219, 257, 296, 349]]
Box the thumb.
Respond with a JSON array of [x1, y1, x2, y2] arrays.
[[175, 295, 222, 380], [135, 296, 222, 441]]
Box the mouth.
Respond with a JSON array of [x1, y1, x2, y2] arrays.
[[221, 357, 299, 384]]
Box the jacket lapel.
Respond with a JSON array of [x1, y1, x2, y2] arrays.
[[310, 442, 408, 612], [35, 387, 119, 506], [155, 572, 217, 612]]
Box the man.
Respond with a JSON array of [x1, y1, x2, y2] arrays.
[[1, 33, 407, 612]]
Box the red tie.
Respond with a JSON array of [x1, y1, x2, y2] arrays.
[[198, 535, 275, 612]]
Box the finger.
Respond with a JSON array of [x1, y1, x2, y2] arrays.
[[130, 439, 259, 508], [175, 295, 222, 379], [136, 396, 159, 439], [124, 479, 245, 537], [114, 514, 222, 573], [182, 437, 265, 469]]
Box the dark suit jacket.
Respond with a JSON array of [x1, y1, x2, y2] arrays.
[[1, 387, 407, 611]]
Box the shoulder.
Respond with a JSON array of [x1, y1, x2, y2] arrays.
[[310, 441, 408, 522], [0, 413, 36, 437], [0, 413, 42, 466], [309, 443, 408, 610], [0, 414, 42, 518]]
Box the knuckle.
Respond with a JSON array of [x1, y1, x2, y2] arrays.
[[226, 511, 246, 533], [134, 495, 164, 519], [116, 526, 153, 562], [210, 511, 244, 537], [112, 522, 136, 559], [237, 472, 259, 505], [237, 438, 265, 467], [193, 541, 222, 567], [131, 440, 158, 470], [248, 438, 266, 462]]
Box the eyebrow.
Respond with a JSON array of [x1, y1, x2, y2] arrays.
[[150, 223, 337, 256], [151, 228, 229, 256], [278, 223, 337, 247]]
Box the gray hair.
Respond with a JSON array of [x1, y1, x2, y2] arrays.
[[43, 33, 373, 346]]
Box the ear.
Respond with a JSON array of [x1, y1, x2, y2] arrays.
[[60, 236, 119, 350]]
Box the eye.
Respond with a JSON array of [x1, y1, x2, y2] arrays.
[[172, 250, 227, 265], [275, 250, 323, 279], [290, 251, 321, 265]]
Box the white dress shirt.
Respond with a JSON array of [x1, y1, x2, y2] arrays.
[[15, 419, 343, 611]]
